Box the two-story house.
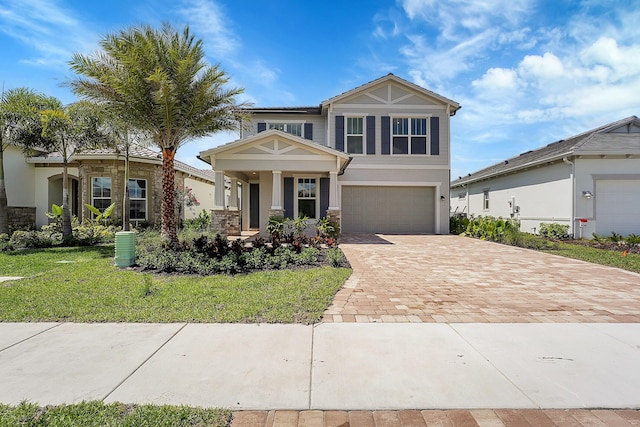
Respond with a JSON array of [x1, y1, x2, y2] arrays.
[[198, 74, 460, 236]]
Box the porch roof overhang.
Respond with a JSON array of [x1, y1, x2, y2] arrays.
[[198, 129, 351, 181]]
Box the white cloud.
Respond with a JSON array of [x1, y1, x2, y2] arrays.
[[0, 0, 98, 67], [472, 68, 518, 90], [176, 0, 239, 57], [518, 52, 565, 80], [580, 37, 640, 81]]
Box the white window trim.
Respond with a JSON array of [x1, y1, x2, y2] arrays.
[[129, 178, 148, 222], [91, 176, 112, 215], [483, 189, 490, 211], [293, 175, 320, 220], [265, 120, 307, 138], [345, 115, 366, 156], [389, 115, 431, 156]]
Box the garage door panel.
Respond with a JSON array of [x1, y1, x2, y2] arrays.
[[596, 180, 640, 235], [342, 186, 435, 234]]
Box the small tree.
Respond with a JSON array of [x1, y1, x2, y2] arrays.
[[0, 88, 56, 235], [33, 100, 108, 241]]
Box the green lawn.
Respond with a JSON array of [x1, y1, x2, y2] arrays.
[[0, 245, 351, 323], [0, 401, 231, 427], [546, 241, 640, 274]]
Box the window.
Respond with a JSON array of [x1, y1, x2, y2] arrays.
[[458, 192, 466, 200], [269, 122, 302, 137], [392, 117, 428, 154], [297, 178, 317, 219], [483, 190, 490, 211], [129, 179, 147, 221], [91, 177, 111, 211], [346, 117, 364, 154]]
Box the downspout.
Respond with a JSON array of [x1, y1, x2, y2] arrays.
[[562, 157, 575, 238]]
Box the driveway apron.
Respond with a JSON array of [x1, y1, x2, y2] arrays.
[[323, 234, 640, 323]]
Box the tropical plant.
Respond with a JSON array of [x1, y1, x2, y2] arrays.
[[19, 100, 108, 241], [69, 23, 246, 247], [293, 214, 308, 237], [266, 215, 285, 243], [84, 202, 116, 224], [0, 88, 56, 235]]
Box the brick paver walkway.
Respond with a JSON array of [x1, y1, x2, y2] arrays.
[[323, 235, 640, 323], [231, 409, 640, 426]]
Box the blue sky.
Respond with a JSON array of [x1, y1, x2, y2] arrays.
[[2, 0, 640, 179]]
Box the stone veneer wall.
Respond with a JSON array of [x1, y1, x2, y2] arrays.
[[78, 160, 163, 225], [6, 206, 37, 231], [211, 209, 241, 236], [327, 209, 341, 236]]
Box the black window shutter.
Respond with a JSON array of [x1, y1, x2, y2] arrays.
[[381, 116, 390, 155], [430, 117, 440, 155], [304, 123, 313, 140], [283, 177, 294, 219], [320, 178, 329, 218], [366, 116, 376, 155], [335, 116, 345, 151], [257, 122, 267, 133]]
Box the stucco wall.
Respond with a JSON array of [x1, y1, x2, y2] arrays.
[[183, 177, 215, 219], [451, 161, 572, 234], [4, 145, 35, 206]]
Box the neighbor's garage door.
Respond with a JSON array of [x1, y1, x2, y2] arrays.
[[596, 180, 640, 235], [341, 186, 435, 233]]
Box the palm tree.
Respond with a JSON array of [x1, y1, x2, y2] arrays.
[[69, 23, 245, 247], [36, 100, 107, 241], [0, 88, 55, 235]]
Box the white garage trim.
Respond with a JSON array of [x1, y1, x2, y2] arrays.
[[340, 182, 441, 234], [339, 181, 442, 234]]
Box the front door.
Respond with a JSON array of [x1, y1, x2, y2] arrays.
[[249, 183, 259, 229]]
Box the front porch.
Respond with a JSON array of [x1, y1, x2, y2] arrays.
[[199, 130, 350, 236]]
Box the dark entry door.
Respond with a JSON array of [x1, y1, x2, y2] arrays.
[[249, 183, 259, 229]]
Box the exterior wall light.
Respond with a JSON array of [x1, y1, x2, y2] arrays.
[[582, 191, 593, 199]]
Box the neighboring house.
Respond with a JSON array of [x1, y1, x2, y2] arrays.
[[4, 144, 216, 230], [450, 116, 640, 237], [198, 73, 460, 236]]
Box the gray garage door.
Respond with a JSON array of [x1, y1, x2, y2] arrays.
[[341, 186, 435, 233], [596, 180, 640, 235]]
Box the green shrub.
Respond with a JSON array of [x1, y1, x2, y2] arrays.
[[183, 209, 211, 231], [463, 215, 519, 242], [450, 214, 469, 235], [294, 247, 320, 265], [327, 247, 345, 267], [9, 230, 57, 249], [626, 234, 640, 245], [539, 223, 570, 240]]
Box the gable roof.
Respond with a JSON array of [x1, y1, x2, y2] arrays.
[[27, 144, 216, 183], [451, 116, 640, 187], [198, 128, 351, 163], [321, 73, 461, 115]]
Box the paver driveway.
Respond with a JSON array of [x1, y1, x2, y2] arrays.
[[323, 234, 640, 323]]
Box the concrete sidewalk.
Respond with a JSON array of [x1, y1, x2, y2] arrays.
[[0, 322, 639, 410]]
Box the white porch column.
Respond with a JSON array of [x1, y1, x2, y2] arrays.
[[214, 170, 226, 210], [229, 177, 239, 210], [271, 170, 282, 210], [328, 171, 339, 210]]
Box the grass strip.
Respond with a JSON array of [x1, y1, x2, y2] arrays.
[[0, 401, 231, 427], [545, 241, 640, 274], [0, 246, 351, 323]]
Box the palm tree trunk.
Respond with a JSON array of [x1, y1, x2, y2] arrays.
[[61, 162, 72, 242], [123, 146, 130, 231], [0, 146, 9, 235], [161, 147, 178, 247]]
